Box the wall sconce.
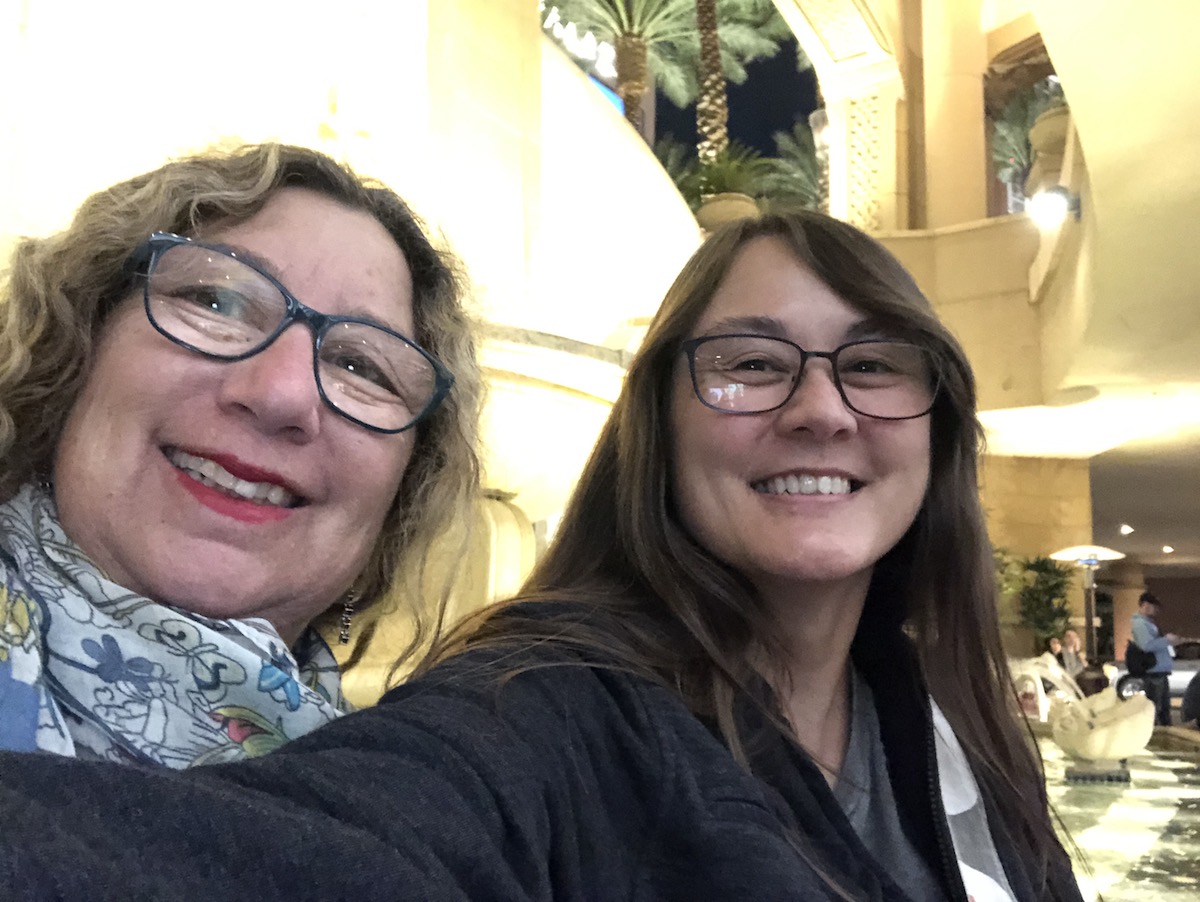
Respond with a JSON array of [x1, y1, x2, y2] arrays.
[[1027, 185, 1082, 229]]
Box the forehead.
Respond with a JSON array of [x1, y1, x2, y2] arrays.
[[201, 188, 415, 330], [692, 235, 866, 340]]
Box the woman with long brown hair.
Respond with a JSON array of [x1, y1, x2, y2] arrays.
[[0, 211, 1079, 900]]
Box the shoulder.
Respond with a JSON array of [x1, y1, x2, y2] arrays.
[[376, 643, 679, 775]]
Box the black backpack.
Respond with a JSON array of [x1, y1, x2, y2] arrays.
[[1125, 639, 1157, 677]]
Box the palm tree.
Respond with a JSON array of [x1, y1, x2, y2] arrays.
[[543, 0, 791, 141], [759, 118, 821, 211], [694, 0, 726, 165]]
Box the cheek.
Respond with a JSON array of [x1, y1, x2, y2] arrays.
[[345, 434, 415, 524], [893, 425, 933, 515], [668, 396, 744, 542], [668, 387, 705, 504]]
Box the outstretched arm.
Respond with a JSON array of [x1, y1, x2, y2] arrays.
[[0, 656, 661, 901]]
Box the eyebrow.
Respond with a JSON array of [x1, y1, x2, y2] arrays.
[[209, 241, 410, 334], [213, 242, 282, 279], [698, 314, 895, 343]]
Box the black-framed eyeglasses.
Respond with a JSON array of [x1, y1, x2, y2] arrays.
[[128, 232, 454, 434], [680, 333, 940, 420]]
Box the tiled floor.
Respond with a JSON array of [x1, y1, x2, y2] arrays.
[[1041, 739, 1200, 900]]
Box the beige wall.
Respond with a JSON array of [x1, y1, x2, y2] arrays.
[[920, 0, 987, 227], [979, 455, 1092, 654], [1103, 559, 1146, 662], [1144, 576, 1200, 642], [879, 215, 1043, 411], [979, 456, 1092, 560]]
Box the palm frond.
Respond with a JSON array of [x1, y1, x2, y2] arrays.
[[990, 76, 1067, 188], [758, 119, 821, 211], [546, 0, 795, 110]]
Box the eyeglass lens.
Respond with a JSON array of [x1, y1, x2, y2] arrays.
[[689, 335, 937, 419], [144, 242, 440, 432]]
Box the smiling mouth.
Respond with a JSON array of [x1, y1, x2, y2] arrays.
[[164, 448, 302, 509], [752, 473, 858, 496]]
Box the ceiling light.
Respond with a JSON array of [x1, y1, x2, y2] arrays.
[[1119, 524, 1135, 536], [1163, 545, 1175, 554], [1027, 185, 1081, 229]]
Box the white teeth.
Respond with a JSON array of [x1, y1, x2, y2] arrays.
[[753, 473, 853, 497], [167, 449, 297, 509]]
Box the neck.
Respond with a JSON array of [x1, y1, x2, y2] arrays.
[[755, 572, 871, 784]]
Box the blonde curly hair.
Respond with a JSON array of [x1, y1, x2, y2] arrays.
[[0, 143, 483, 641]]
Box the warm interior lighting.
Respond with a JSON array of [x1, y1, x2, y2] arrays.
[[1163, 545, 1175, 554], [1119, 523, 1135, 535], [1026, 185, 1081, 229], [979, 386, 1200, 459], [1050, 545, 1126, 566]]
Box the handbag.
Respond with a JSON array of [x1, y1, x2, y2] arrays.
[[1124, 639, 1156, 677]]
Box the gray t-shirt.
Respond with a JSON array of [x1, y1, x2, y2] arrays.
[[835, 668, 1017, 902], [834, 667, 946, 900]]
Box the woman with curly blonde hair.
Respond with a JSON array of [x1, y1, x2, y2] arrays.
[[0, 143, 481, 766]]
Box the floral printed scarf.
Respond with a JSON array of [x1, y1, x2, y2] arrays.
[[0, 484, 348, 766]]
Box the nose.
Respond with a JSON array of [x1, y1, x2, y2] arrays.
[[774, 358, 858, 438], [217, 325, 322, 440]]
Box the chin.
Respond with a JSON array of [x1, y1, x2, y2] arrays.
[[141, 573, 262, 622]]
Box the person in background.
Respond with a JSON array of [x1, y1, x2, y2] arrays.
[[1059, 628, 1086, 679], [1131, 591, 1178, 726], [0, 211, 1081, 901], [1046, 636, 1065, 668], [0, 143, 481, 766]]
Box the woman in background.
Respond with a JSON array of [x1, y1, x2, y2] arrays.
[[1060, 629, 1086, 678]]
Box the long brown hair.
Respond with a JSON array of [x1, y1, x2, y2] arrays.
[[423, 210, 1060, 893], [0, 143, 483, 643]]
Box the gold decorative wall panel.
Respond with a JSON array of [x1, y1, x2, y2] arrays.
[[846, 93, 883, 231]]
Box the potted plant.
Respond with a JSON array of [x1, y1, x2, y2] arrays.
[[990, 77, 1067, 206], [691, 145, 767, 229], [656, 137, 767, 228], [1013, 555, 1074, 655]]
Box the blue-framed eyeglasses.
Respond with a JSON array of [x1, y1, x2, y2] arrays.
[[681, 333, 940, 420], [128, 232, 454, 434]]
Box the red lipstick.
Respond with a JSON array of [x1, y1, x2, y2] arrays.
[[173, 469, 293, 524], [165, 447, 301, 525], [184, 451, 301, 496]]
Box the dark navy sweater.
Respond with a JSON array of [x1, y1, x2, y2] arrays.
[[0, 641, 1081, 901]]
